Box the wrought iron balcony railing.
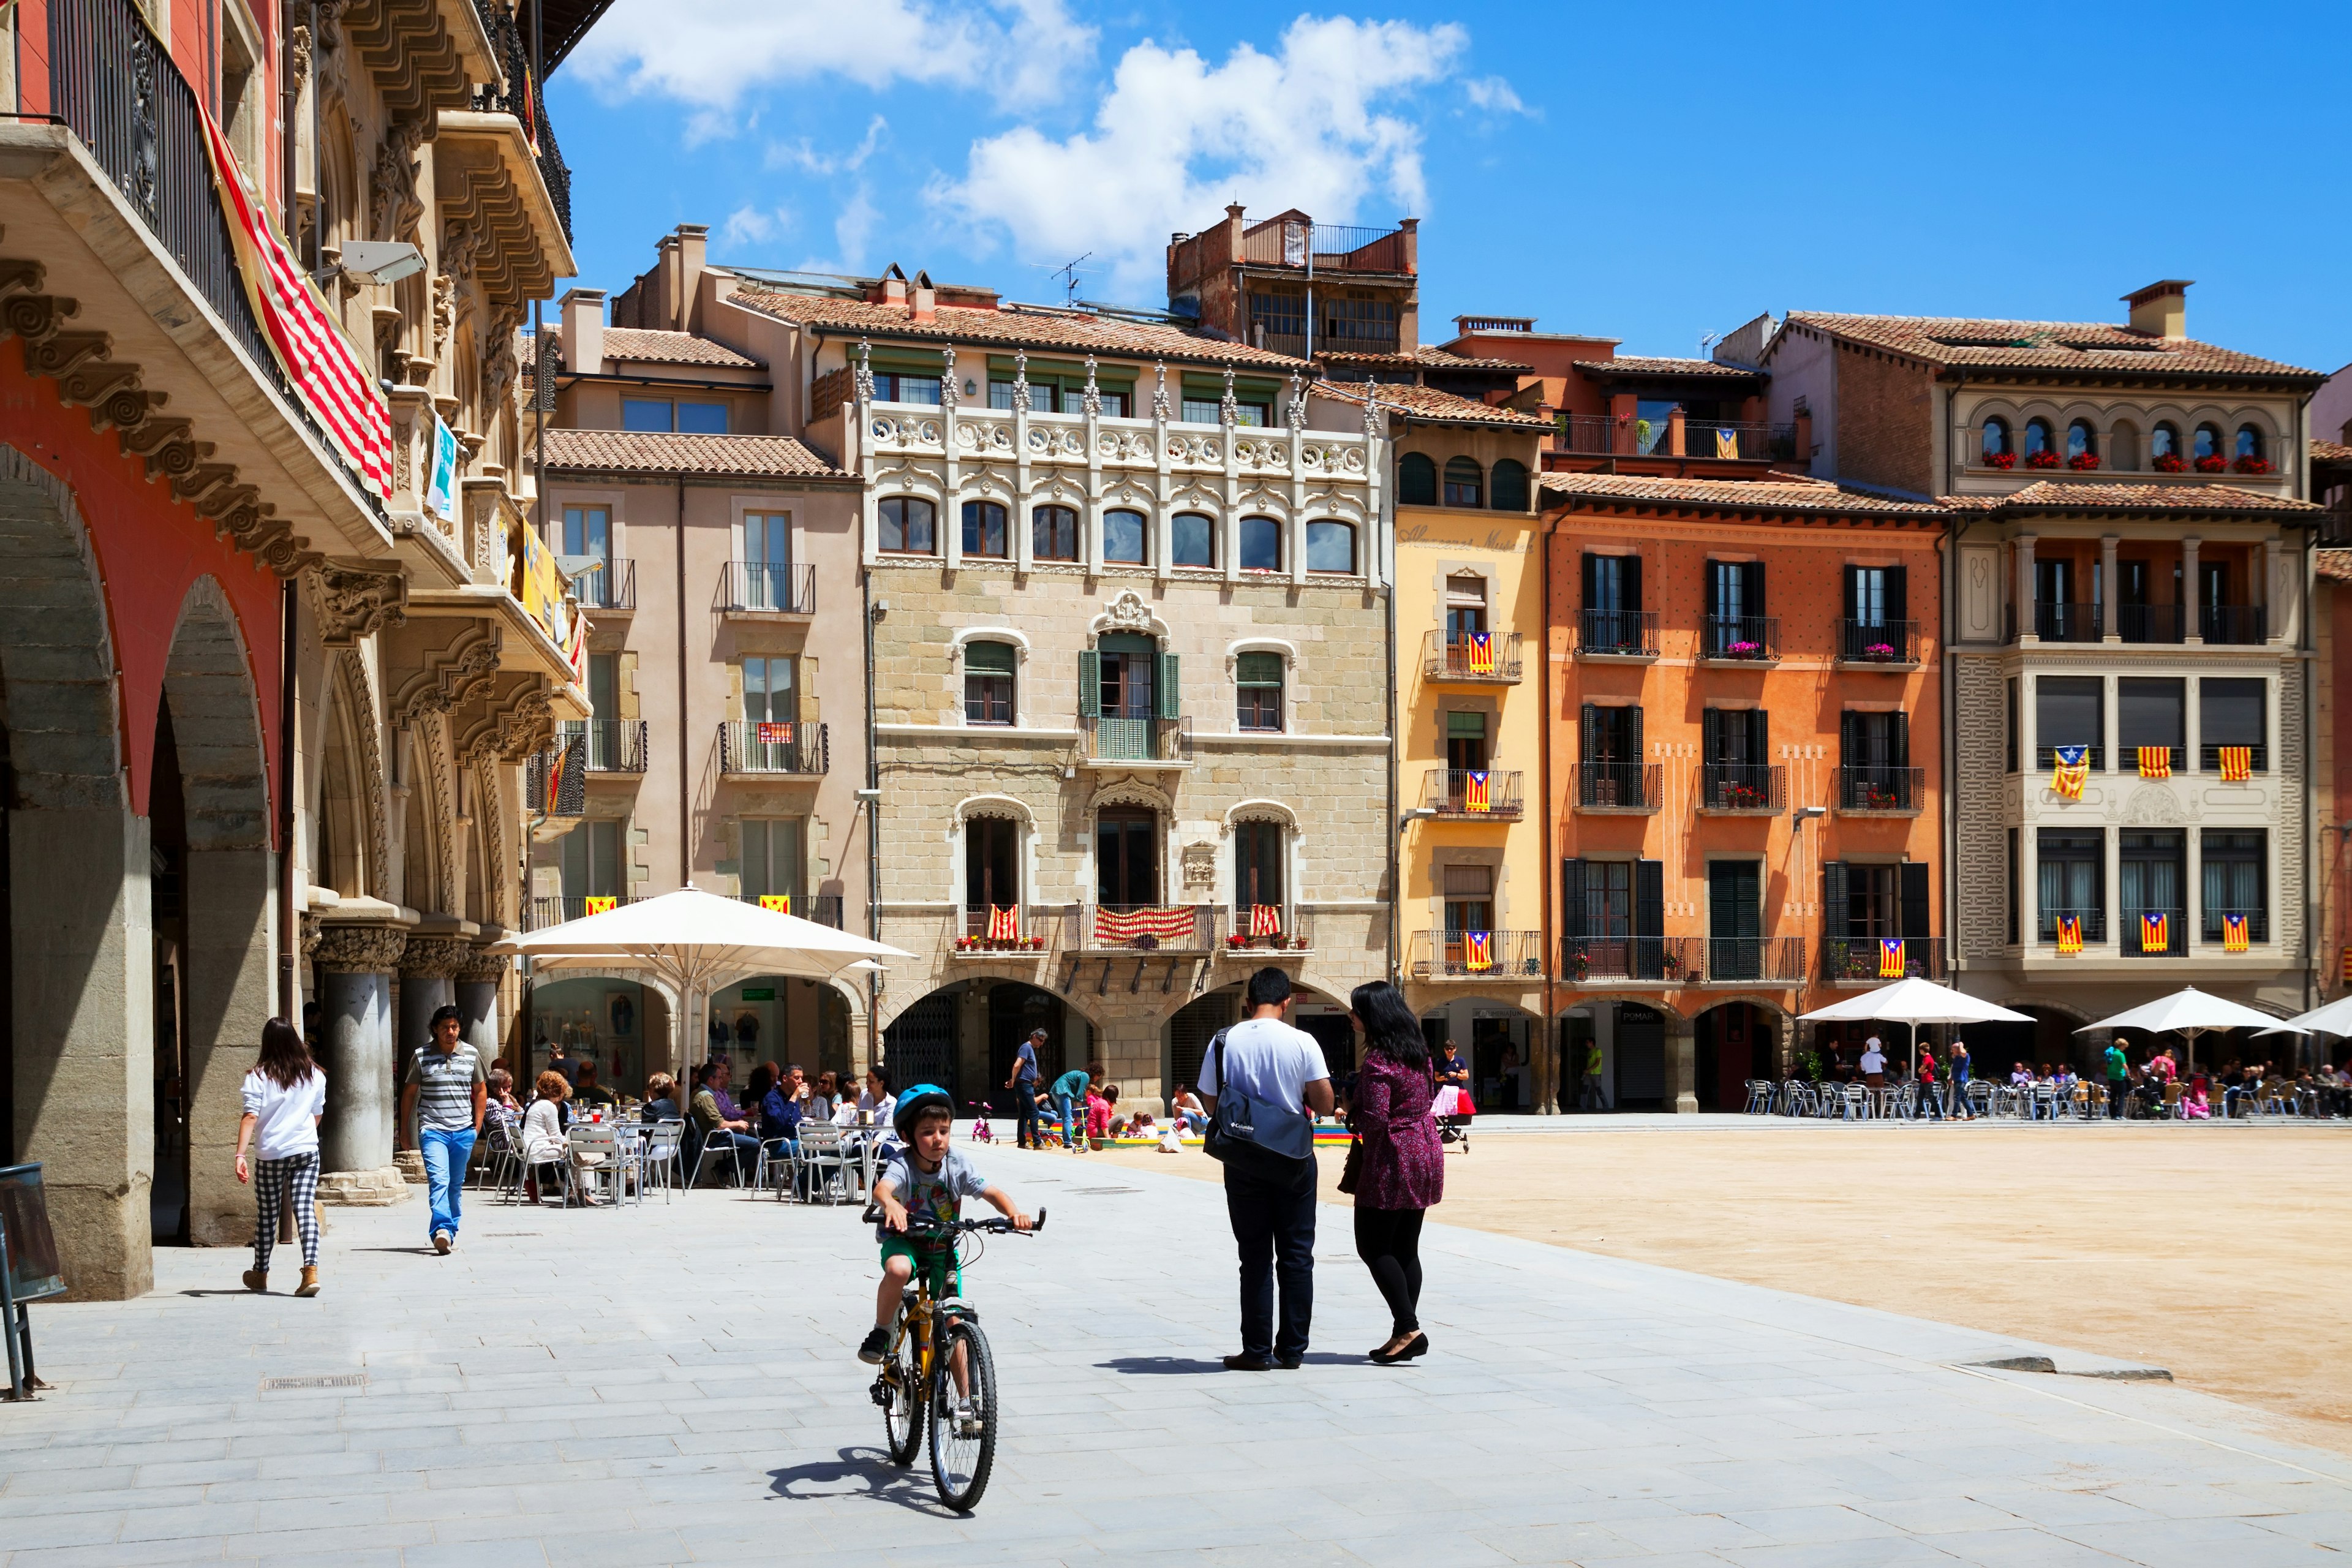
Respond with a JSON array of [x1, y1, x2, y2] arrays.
[[1409, 930, 1545, 980], [735, 893, 843, 929], [1558, 936, 1697, 984], [1420, 768, 1525, 820], [1836, 765, 1924, 813], [1551, 415, 1795, 461], [1703, 935, 1807, 984], [529, 894, 637, 930], [557, 719, 648, 774], [1572, 763, 1661, 813], [2118, 603, 2182, 643], [1702, 615, 1779, 662], [1237, 221, 1408, 274], [1421, 630, 1524, 683], [2198, 742, 2265, 774], [1836, 619, 1919, 664], [470, 0, 573, 241], [719, 720, 828, 776], [723, 561, 816, 615], [2038, 908, 2108, 946], [1223, 906, 1314, 954], [1074, 903, 1221, 954], [572, 559, 635, 611], [2122, 907, 2187, 958], [2201, 908, 2267, 946], [1577, 609, 1659, 657], [2199, 605, 2266, 644], [1698, 763, 1784, 814], [1080, 714, 1193, 765], [1820, 935, 1944, 982], [952, 903, 1056, 954]]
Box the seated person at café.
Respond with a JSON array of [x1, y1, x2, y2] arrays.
[[2180, 1082, 2213, 1118], [485, 1068, 526, 1133], [571, 1060, 619, 1110], [843, 1067, 895, 1129], [641, 1073, 680, 1121], [522, 1071, 606, 1205], [760, 1063, 809, 1196], [707, 1058, 748, 1123], [690, 1063, 761, 1185], [806, 1071, 840, 1124]]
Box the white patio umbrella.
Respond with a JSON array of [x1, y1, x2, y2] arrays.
[[2075, 986, 2304, 1076], [2258, 993, 2352, 1042], [492, 886, 910, 1074], [1800, 976, 2035, 1078]]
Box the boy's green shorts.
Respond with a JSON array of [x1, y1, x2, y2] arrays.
[[881, 1235, 959, 1297]]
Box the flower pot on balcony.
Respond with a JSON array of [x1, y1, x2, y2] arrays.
[[2153, 453, 2187, 473], [1726, 641, 1763, 660], [2026, 451, 2061, 470], [2194, 454, 2227, 473], [2067, 452, 2100, 471], [1866, 644, 1895, 662], [1983, 451, 2016, 470]]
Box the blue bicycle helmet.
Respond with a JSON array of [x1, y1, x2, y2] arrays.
[[892, 1082, 954, 1140]]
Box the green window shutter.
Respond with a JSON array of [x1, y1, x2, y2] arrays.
[[1236, 652, 1282, 686], [1447, 710, 1487, 740], [1823, 861, 1850, 940], [966, 641, 1016, 674], [1156, 653, 1182, 720], [1078, 650, 1101, 717], [1561, 859, 1586, 941]]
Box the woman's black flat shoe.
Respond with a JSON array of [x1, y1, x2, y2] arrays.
[[1369, 1333, 1428, 1365]]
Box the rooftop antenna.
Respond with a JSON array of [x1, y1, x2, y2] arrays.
[[1699, 330, 1724, 361], [1035, 252, 1091, 306]]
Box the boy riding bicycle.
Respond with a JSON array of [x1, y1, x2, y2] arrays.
[[859, 1085, 1032, 1379]]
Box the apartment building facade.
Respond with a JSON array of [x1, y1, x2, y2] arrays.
[[1, 0, 587, 1293], [1761, 287, 2328, 1061], [1545, 473, 1947, 1112]]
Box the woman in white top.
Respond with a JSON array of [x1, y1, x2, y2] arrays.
[[521, 1070, 606, 1205], [235, 1018, 328, 1296]]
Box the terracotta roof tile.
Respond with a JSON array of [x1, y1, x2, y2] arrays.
[[1782, 312, 2318, 380], [1540, 471, 1944, 514], [2316, 549, 2352, 583], [1571, 356, 1761, 379], [1415, 345, 1533, 373], [731, 290, 1312, 371], [2312, 439, 2352, 462], [598, 328, 763, 369], [1943, 480, 2321, 514], [1316, 379, 1551, 429], [540, 428, 853, 480]]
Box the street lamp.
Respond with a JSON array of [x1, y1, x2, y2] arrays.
[[1398, 806, 1438, 833]]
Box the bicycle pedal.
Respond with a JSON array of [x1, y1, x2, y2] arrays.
[[869, 1379, 894, 1409]]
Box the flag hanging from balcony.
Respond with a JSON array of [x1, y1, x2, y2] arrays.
[[986, 905, 1020, 942], [2141, 910, 2169, 952], [1466, 632, 1494, 674], [1095, 906, 1197, 943], [2055, 915, 2083, 955], [1462, 771, 1491, 812], [2218, 745, 2253, 782], [193, 104, 393, 497], [759, 895, 791, 914], [1714, 428, 1739, 459], [1463, 930, 1494, 972], [545, 734, 585, 816], [2051, 745, 2088, 800], [1249, 903, 1282, 937], [583, 897, 616, 916], [1879, 938, 1906, 978], [2137, 746, 2172, 779], [756, 722, 795, 745], [2223, 913, 2250, 952]]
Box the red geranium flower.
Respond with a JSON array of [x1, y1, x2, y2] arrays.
[[1982, 450, 2016, 470], [2194, 454, 2228, 473], [2066, 452, 2100, 471], [2232, 456, 2272, 475], [2153, 453, 2187, 473], [2026, 450, 2061, 470]]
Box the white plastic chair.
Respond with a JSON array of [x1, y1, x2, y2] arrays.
[[564, 1122, 620, 1207]]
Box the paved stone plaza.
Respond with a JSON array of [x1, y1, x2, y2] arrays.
[[4, 1143, 2350, 1566]]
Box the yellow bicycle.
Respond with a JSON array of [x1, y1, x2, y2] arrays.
[[865, 1205, 1046, 1512]]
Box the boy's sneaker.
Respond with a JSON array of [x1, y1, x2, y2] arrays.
[[857, 1327, 890, 1365], [954, 1398, 983, 1438]]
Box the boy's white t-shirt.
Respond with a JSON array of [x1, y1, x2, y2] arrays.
[[241, 1067, 326, 1161]]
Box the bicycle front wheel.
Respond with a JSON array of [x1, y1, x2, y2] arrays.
[[881, 1324, 924, 1466], [927, 1316, 998, 1512]]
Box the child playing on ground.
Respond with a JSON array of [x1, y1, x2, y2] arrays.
[[1085, 1084, 1115, 1143], [859, 1084, 1030, 1370]]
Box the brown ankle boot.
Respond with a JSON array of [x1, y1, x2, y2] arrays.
[[295, 1267, 321, 1298], [242, 1268, 267, 1292]]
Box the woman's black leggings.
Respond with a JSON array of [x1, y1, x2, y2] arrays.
[[1354, 1205, 1426, 1335]]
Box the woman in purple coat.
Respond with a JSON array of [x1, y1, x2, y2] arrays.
[[1347, 981, 1442, 1363]]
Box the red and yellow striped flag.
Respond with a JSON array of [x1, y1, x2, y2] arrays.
[[987, 904, 1020, 941], [2137, 746, 2171, 778], [2222, 913, 2249, 952], [758, 895, 791, 914], [1463, 931, 1493, 972], [583, 897, 616, 916], [1879, 938, 1906, 978], [2218, 745, 2252, 782]]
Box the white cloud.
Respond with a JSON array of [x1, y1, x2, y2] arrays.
[[766, 116, 889, 176], [783, 189, 885, 276], [571, 0, 1095, 141], [936, 17, 1465, 299], [1464, 75, 1531, 116], [719, 205, 793, 250]]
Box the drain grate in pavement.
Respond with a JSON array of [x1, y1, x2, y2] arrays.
[[260, 1373, 366, 1392], [1071, 1186, 1142, 1195]]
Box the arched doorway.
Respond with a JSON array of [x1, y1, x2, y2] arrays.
[[708, 974, 843, 1082], [881, 979, 1093, 1115], [1694, 1002, 1777, 1110], [528, 975, 667, 1099], [1167, 979, 1353, 1112], [1417, 999, 1539, 1112]]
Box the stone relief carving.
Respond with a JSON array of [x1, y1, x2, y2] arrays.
[[456, 947, 511, 982], [312, 924, 409, 974], [371, 118, 427, 241], [309, 562, 408, 646], [1100, 590, 1156, 631], [1182, 842, 1217, 888], [397, 935, 469, 977], [336, 647, 394, 901]]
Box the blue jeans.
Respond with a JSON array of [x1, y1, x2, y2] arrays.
[[418, 1125, 476, 1239], [1054, 1092, 1079, 1148]]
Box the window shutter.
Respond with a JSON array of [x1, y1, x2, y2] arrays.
[[1750, 708, 1770, 761], [1839, 709, 1858, 767], [1580, 552, 1597, 609], [1842, 565, 1858, 625], [1078, 650, 1101, 718], [1634, 859, 1663, 940], [1156, 653, 1182, 720], [1744, 560, 1765, 616], [1629, 704, 1644, 764], [1901, 862, 1931, 941], [1893, 710, 1910, 769], [1888, 564, 1908, 622], [1580, 702, 1598, 764], [1561, 859, 1586, 941], [1823, 861, 1850, 940], [1703, 560, 1721, 622], [1702, 707, 1721, 764], [1624, 552, 1642, 612]]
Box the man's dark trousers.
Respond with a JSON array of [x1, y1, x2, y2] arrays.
[[1224, 1145, 1317, 1363], [1013, 1082, 1041, 1147]]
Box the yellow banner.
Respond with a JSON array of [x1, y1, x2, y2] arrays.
[[759, 895, 791, 914]]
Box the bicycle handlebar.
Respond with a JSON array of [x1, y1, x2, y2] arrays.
[[861, 1204, 1047, 1237]]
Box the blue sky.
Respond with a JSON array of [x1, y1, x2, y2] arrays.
[[550, 1, 2350, 373]]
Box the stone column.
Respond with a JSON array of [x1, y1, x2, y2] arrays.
[[181, 845, 277, 1248], [313, 923, 410, 1206], [2182, 535, 2202, 644], [2014, 533, 2037, 642], [394, 937, 467, 1168], [2100, 534, 2120, 641], [456, 948, 508, 1061], [1667, 1011, 1698, 1114], [2263, 536, 2283, 642]]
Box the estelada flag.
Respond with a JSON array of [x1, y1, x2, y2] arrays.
[[756, 721, 795, 745], [1463, 930, 1494, 971], [2223, 913, 2250, 952], [2218, 745, 2253, 782], [2051, 744, 2089, 800], [1879, 938, 1905, 978], [2137, 745, 2172, 778], [583, 896, 616, 916], [1466, 632, 1494, 674], [1248, 903, 1282, 937], [2141, 910, 2169, 952], [986, 904, 1020, 941], [1462, 771, 1491, 812], [758, 895, 791, 914], [2055, 915, 2083, 954]]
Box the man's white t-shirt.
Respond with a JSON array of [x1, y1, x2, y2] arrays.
[[1199, 1016, 1329, 1160], [1858, 1044, 1887, 1075]]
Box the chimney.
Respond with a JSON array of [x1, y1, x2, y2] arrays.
[[910, 269, 937, 324], [881, 263, 909, 307], [674, 223, 708, 326], [560, 287, 606, 377], [2123, 279, 2192, 339]]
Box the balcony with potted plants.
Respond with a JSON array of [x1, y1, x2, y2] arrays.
[[1697, 763, 1785, 815], [1834, 619, 1920, 670], [1421, 630, 1525, 685], [1222, 907, 1314, 958], [1558, 936, 1695, 986], [950, 903, 1057, 958], [1699, 615, 1779, 666], [1421, 767, 1526, 821]]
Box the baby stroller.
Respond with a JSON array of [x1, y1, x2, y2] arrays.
[[1434, 1084, 1473, 1153]]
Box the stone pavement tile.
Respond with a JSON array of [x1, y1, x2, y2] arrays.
[[2097, 1480, 2316, 1519], [401, 1542, 551, 1568], [0, 1467, 138, 1498], [529, 1528, 688, 1567], [1962, 1487, 2157, 1530], [222, 1521, 435, 1558], [0, 1485, 209, 1520], [1592, 1510, 1779, 1556], [1855, 1496, 2036, 1535], [1717, 1504, 1912, 1545], [2056, 1515, 2351, 1566], [1714, 1540, 1965, 1567], [130, 1458, 263, 1488], [102, 1438, 232, 1467], [113, 1502, 262, 1544], [1322, 1530, 1518, 1568], [1926, 1528, 2137, 1564], [12, 1536, 230, 1568], [0, 1513, 129, 1552], [235, 1551, 405, 1568]]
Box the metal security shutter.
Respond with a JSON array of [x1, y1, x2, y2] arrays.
[[881, 992, 958, 1103], [1616, 1005, 1666, 1101], [1168, 991, 1238, 1105], [1901, 863, 1932, 941], [1561, 859, 1586, 942]]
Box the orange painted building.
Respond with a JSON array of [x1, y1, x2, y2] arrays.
[[1543, 472, 1947, 1112]]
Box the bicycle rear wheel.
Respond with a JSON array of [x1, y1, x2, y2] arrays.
[[880, 1319, 924, 1466], [927, 1316, 998, 1512]]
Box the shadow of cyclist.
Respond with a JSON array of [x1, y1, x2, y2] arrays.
[[765, 1447, 957, 1516]]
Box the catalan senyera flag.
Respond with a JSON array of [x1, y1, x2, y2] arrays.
[[2222, 913, 2250, 952], [583, 897, 616, 916], [2341, 946, 2352, 983], [758, 895, 791, 914], [1462, 771, 1492, 812], [2055, 914, 2083, 954], [1466, 632, 1494, 674], [1463, 930, 1494, 972], [2051, 744, 2089, 801], [1714, 428, 1740, 459], [1248, 903, 1282, 937], [756, 721, 795, 745], [2137, 745, 2172, 779], [2141, 910, 2169, 953], [193, 92, 392, 496], [2218, 745, 2253, 782], [986, 904, 1020, 942], [1879, 938, 1906, 978]]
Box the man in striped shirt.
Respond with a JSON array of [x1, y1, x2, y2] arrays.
[[399, 1005, 486, 1253]]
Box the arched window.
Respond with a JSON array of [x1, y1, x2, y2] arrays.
[[1239, 515, 1282, 573], [2194, 423, 2222, 462], [962, 500, 1008, 558], [963, 641, 1016, 725], [2023, 418, 2054, 458], [1442, 456, 1484, 507], [2066, 420, 2098, 469], [2234, 424, 2267, 471], [1399, 452, 1437, 506], [1234, 817, 1285, 917], [1305, 520, 1356, 575], [1490, 458, 1529, 511], [1103, 508, 1147, 565], [1171, 511, 1215, 568], [1031, 503, 1078, 562], [880, 496, 936, 554], [1235, 652, 1284, 733], [1980, 417, 2011, 461], [2151, 422, 2182, 471]]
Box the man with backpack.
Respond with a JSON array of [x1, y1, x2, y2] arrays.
[[1199, 967, 1333, 1371]]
